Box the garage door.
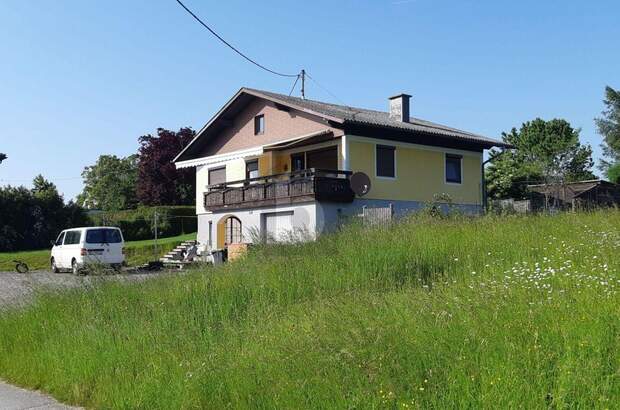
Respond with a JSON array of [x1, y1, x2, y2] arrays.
[[263, 211, 294, 242]]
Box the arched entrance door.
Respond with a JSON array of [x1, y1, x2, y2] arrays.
[[216, 215, 242, 248]]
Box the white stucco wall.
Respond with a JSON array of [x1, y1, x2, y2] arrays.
[[226, 158, 246, 183], [198, 202, 319, 248], [195, 165, 209, 215]]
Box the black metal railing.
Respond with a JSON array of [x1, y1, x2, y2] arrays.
[[204, 168, 354, 210]]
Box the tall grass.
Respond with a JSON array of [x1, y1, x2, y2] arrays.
[[0, 212, 618, 408]]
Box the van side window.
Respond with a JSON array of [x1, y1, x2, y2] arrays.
[[64, 231, 82, 245], [55, 232, 65, 246]]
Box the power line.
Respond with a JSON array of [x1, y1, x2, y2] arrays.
[[304, 72, 349, 107], [174, 0, 299, 78], [288, 74, 301, 96]]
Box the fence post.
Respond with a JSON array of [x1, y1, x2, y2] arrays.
[[389, 203, 394, 219]]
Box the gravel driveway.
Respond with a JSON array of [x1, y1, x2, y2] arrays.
[[0, 269, 175, 309]]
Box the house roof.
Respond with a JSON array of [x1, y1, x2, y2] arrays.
[[245, 88, 510, 149], [174, 87, 511, 163]]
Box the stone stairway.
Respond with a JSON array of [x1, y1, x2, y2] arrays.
[[159, 240, 198, 264]]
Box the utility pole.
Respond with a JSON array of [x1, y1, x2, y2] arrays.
[[300, 69, 305, 99], [154, 211, 158, 258]]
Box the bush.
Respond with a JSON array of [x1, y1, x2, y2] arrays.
[[0, 185, 88, 252], [87, 206, 196, 241]]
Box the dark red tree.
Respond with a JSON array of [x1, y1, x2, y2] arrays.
[[137, 127, 196, 206]]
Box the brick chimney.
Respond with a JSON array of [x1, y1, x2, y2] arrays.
[[389, 93, 411, 122]]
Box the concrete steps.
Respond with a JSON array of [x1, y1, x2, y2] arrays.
[[159, 240, 197, 263]]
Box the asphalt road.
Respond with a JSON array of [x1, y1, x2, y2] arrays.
[[0, 269, 173, 309], [0, 380, 81, 409]]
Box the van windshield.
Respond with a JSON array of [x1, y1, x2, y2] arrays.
[[85, 229, 122, 244]]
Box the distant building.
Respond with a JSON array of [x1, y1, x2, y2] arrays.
[[528, 179, 620, 211]]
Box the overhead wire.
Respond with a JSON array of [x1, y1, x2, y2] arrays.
[[288, 74, 301, 96], [174, 0, 299, 78]]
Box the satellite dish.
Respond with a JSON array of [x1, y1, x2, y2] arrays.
[[350, 172, 371, 196]]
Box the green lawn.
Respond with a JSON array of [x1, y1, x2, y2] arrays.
[[0, 233, 196, 271], [0, 212, 618, 409]]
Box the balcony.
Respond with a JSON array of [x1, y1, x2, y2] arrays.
[[204, 169, 354, 211]]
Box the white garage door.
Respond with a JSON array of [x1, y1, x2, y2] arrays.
[[263, 211, 294, 242]]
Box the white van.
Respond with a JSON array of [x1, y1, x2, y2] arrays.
[[51, 227, 125, 274]]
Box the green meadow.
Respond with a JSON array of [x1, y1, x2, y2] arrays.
[[0, 212, 618, 409]]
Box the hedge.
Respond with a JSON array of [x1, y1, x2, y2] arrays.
[[88, 206, 197, 241]]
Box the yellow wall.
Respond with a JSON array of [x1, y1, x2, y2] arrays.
[[258, 152, 273, 176], [258, 151, 290, 175], [348, 140, 482, 205], [273, 152, 290, 173]]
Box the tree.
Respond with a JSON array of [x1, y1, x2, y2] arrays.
[[607, 163, 620, 184], [0, 153, 6, 164], [136, 127, 195, 206], [486, 118, 595, 199], [0, 176, 87, 251], [77, 155, 138, 211], [595, 86, 620, 171]]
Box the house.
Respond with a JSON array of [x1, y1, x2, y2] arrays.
[[528, 179, 620, 211], [173, 88, 509, 249]]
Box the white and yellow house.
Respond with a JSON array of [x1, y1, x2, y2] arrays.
[[174, 88, 509, 249]]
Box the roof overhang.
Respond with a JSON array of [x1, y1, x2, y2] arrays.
[[263, 129, 336, 151]]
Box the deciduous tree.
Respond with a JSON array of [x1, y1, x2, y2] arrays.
[[486, 118, 595, 199], [595, 85, 620, 178], [0, 153, 6, 164], [77, 155, 138, 211], [136, 127, 195, 206]]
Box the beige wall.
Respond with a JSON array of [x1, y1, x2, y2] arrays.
[[200, 99, 342, 157], [226, 158, 246, 182], [348, 138, 482, 205]]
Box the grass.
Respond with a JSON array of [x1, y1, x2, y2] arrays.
[[0, 233, 196, 271], [0, 211, 618, 408]]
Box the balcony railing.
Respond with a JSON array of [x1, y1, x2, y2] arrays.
[[204, 168, 354, 211]]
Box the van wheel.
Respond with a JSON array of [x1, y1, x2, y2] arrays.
[[51, 258, 59, 274], [71, 259, 80, 275]]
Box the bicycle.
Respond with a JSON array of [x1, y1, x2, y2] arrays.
[[12, 260, 29, 273]]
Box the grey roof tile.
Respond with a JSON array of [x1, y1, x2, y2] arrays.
[[244, 88, 510, 148]]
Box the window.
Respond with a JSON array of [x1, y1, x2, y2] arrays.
[[55, 232, 65, 246], [86, 228, 122, 244], [291, 153, 305, 172], [307, 147, 338, 170], [64, 230, 82, 245], [445, 154, 462, 184], [208, 167, 226, 187], [246, 160, 259, 180], [225, 217, 242, 245], [376, 145, 396, 178], [208, 221, 213, 248], [254, 114, 265, 135]]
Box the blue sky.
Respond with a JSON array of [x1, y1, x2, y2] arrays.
[[1, 0, 618, 200]]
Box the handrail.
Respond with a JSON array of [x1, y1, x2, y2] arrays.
[[206, 168, 352, 190]]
